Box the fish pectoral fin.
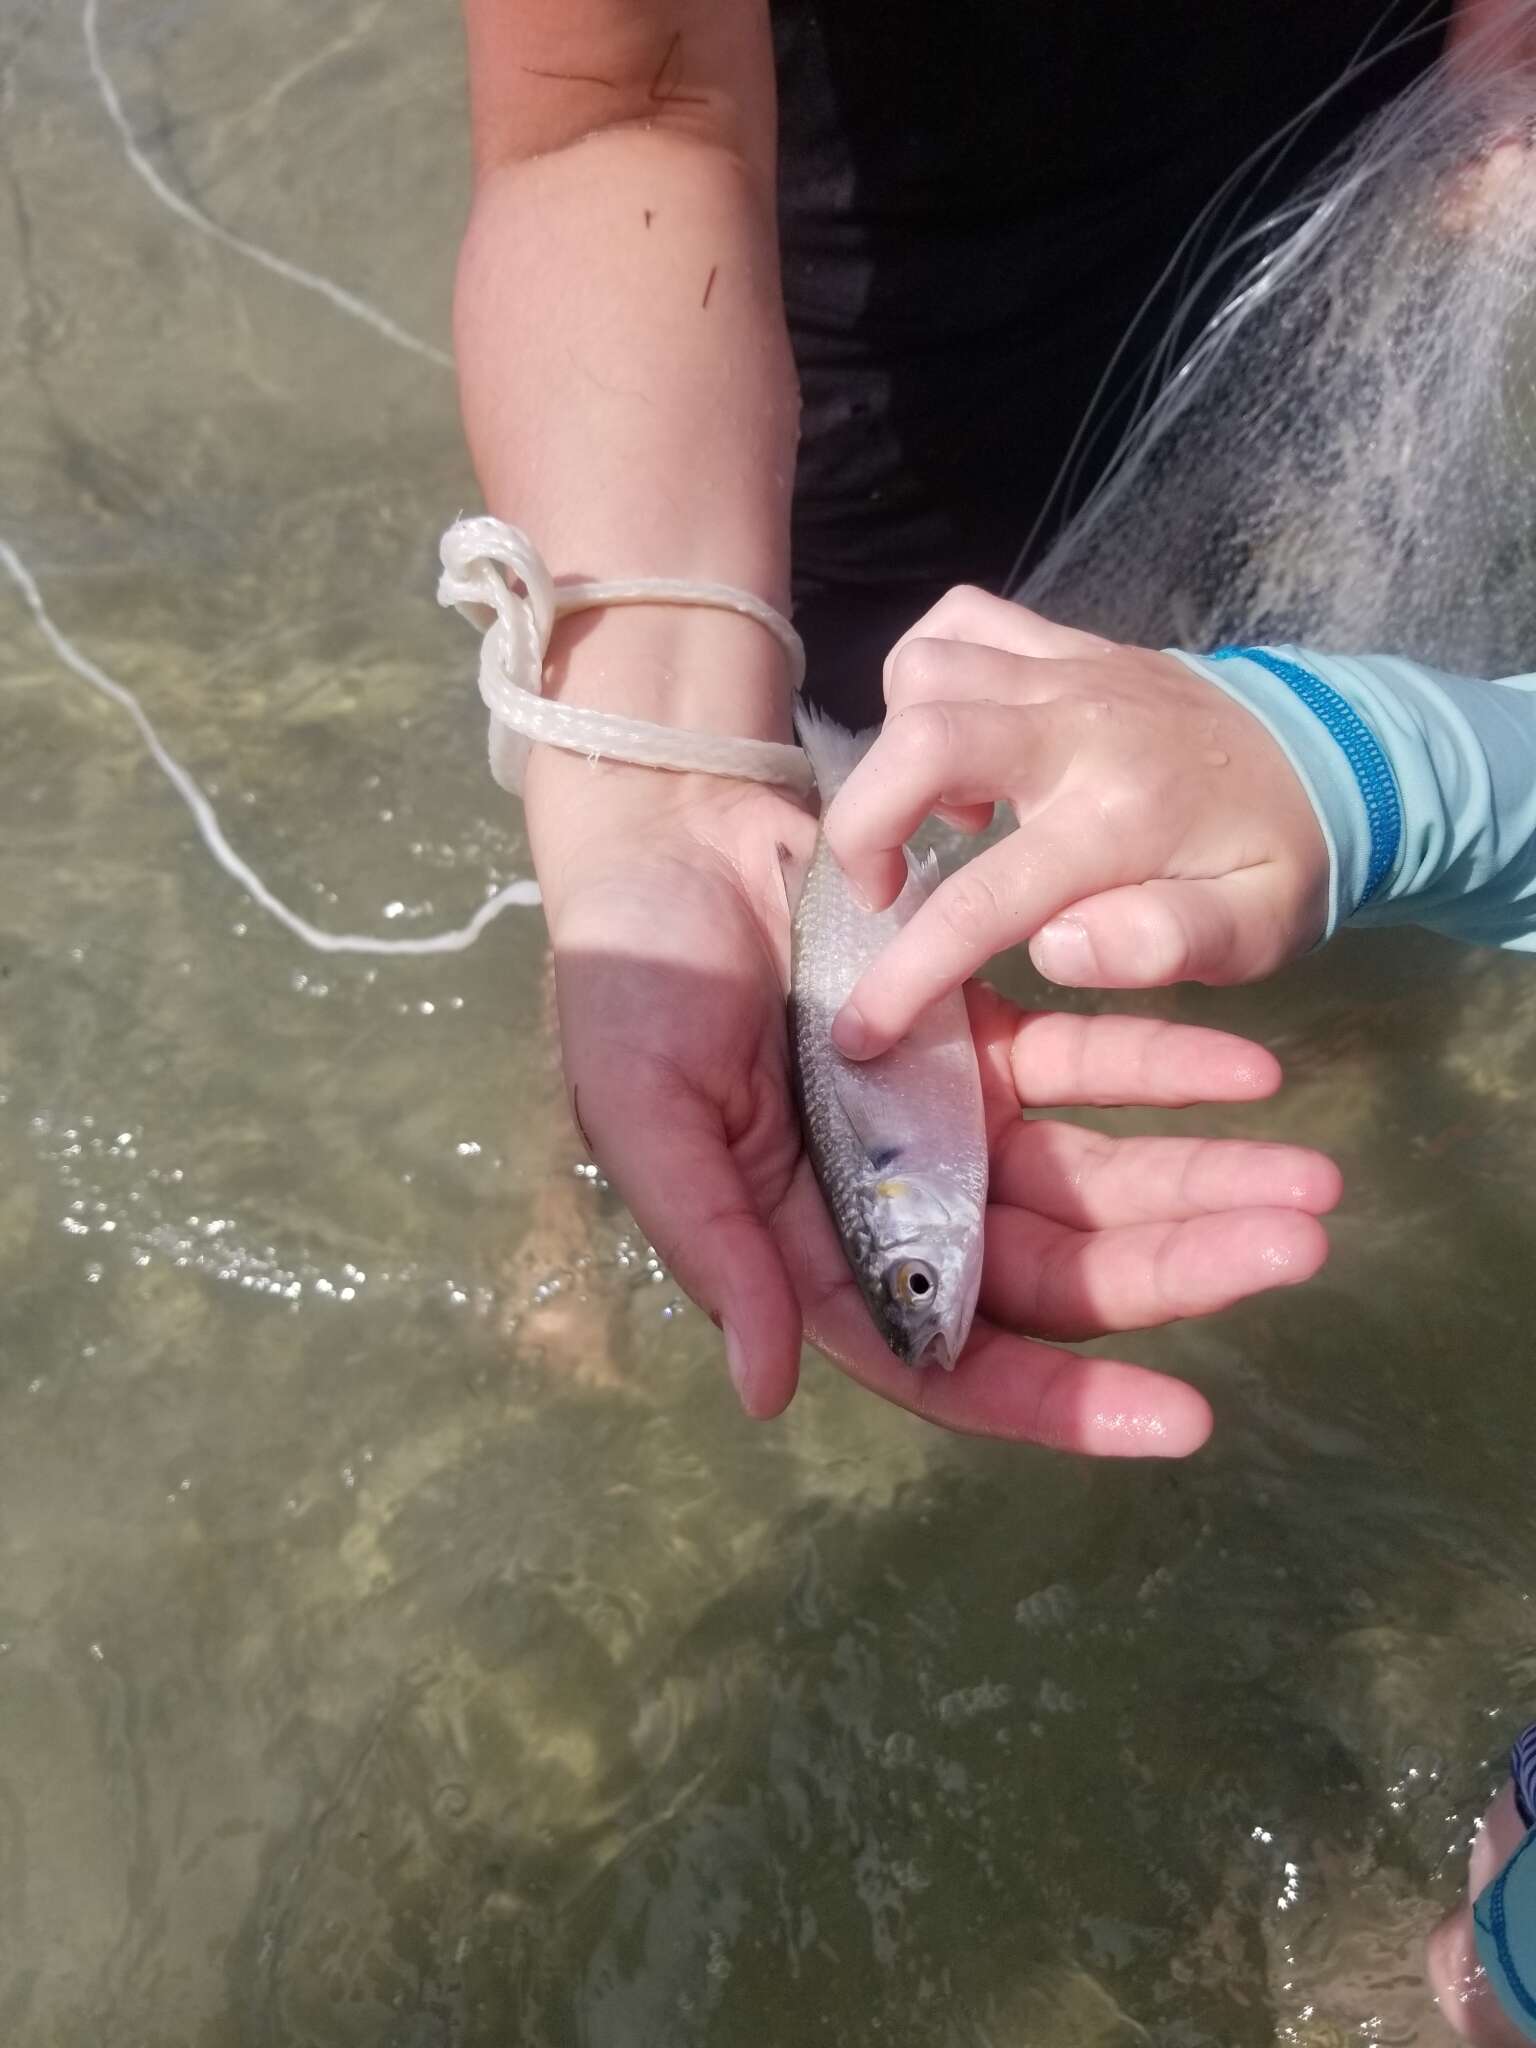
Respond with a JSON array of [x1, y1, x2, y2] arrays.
[[774, 838, 811, 921], [826, 1077, 952, 1227], [829, 1061, 888, 1156], [774, 839, 815, 991], [872, 1178, 955, 1230]]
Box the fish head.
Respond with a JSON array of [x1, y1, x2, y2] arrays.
[[856, 1169, 983, 1370]]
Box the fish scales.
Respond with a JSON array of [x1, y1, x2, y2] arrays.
[[789, 708, 988, 1369]]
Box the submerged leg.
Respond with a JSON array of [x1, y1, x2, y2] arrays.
[[496, 945, 622, 1389], [1426, 1782, 1533, 2046]]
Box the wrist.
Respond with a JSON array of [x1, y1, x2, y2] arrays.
[[518, 596, 800, 867], [527, 602, 797, 854], [1170, 645, 1394, 939], [518, 634, 806, 909], [538, 597, 797, 746]]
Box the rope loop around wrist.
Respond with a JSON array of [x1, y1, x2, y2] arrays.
[[438, 516, 814, 796]]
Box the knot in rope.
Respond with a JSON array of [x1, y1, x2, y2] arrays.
[[437, 517, 814, 796]]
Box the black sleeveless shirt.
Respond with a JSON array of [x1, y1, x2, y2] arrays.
[[772, 1, 1449, 714]]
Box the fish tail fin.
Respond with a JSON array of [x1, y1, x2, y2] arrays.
[[794, 703, 878, 802]]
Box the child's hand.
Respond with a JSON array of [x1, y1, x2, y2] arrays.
[[824, 586, 1331, 1060]]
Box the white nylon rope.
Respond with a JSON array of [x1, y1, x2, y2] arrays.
[[437, 517, 815, 798], [1, 522, 816, 960], [82, 0, 455, 373], [0, 537, 542, 955]]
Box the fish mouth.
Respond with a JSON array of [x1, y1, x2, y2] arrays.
[[912, 1328, 953, 1371]]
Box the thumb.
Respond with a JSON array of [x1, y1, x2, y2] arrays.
[[583, 1074, 803, 1419], [1030, 872, 1310, 989]]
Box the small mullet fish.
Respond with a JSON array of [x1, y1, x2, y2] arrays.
[[787, 706, 989, 1370]]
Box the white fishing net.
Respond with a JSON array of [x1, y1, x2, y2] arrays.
[[20, 15, 1536, 963], [1016, 31, 1536, 681]]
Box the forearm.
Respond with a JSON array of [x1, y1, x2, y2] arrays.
[[454, 126, 800, 764]]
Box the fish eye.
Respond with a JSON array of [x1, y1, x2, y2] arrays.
[[886, 1259, 939, 1308]]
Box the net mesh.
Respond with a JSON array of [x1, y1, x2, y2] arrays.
[[1015, 34, 1536, 681]]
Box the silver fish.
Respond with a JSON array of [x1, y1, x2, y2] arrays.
[[787, 707, 988, 1370]]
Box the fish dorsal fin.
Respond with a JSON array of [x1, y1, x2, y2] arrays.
[[794, 703, 878, 803]]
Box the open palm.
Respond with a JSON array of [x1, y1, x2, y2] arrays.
[[536, 765, 1338, 1450]]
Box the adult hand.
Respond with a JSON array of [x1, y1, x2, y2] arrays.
[[529, 749, 1339, 1450], [823, 585, 1331, 1060]]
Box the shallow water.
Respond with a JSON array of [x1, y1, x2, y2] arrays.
[[3, 1, 1536, 2042]]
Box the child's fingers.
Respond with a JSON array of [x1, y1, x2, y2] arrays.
[[884, 635, 1056, 714], [1030, 871, 1314, 990], [823, 699, 1057, 911], [832, 798, 1129, 1059], [884, 584, 1113, 685]]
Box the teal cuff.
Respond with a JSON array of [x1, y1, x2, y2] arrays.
[[1474, 1829, 1536, 2042]]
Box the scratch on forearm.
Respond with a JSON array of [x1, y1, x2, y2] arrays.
[[521, 66, 619, 88], [701, 263, 718, 308], [521, 31, 706, 107]]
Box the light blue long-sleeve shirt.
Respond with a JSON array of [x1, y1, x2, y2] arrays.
[[1168, 646, 1536, 950]]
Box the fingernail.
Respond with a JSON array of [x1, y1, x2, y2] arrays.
[[1035, 914, 1097, 985], [724, 1324, 753, 1411], [832, 1004, 873, 1059]]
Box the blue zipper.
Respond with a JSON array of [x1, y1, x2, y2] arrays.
[[1209, 646, 1402, 907]]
